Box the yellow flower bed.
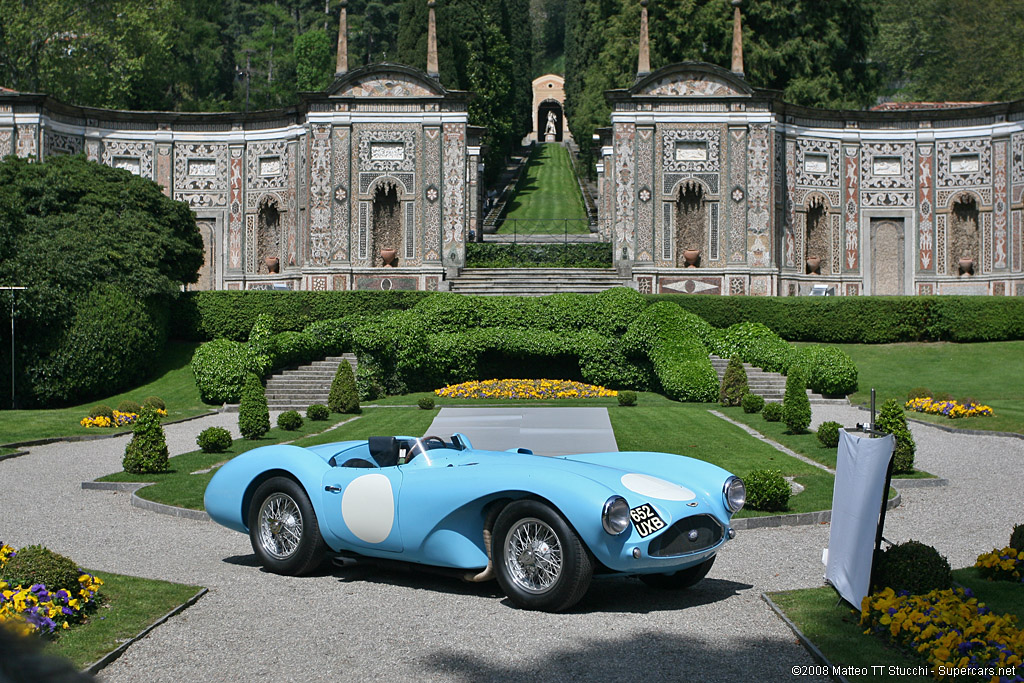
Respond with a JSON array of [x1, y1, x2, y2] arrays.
[[906, 397, 994, 419], [861, 586, 1023, 679], [975, 547, 1024, 583], [80, 408, 167, 429], [435, 379, 617, 400], [0, 542, 103, 636]]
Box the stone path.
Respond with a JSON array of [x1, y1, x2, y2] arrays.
[[0, 405, 1020, 682]]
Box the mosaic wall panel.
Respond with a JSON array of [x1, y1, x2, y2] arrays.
[[228, 147, 244, 269], [43, 130, 83, 157], [658, 277, 722, 295], [993, 282, 1006, 296], [355, 275, 419, 291], [310, 276, 328, 291], [1013, 132, 1024, 204], [614, 123, 635, 257], [728, 276, 746, 295], [937, 138, 992, 190], [709, 202, 720, 262], [404, 202, 415, 260], [441, 123, 466, 260], [639, 74, 746, 97], [1014, 210, 1022, 272], [173, 143, 227, 207], [636, 276, 653, 294], [85, 139, 99, 162], [661, 128, 721, 174], [728, 127, 747, 263], [795, 138, 840, 189], [285, 141, 299, 268], [358, 201, 370, 260], [0, 129, 12, 157], [331, 127, 350, 261], [424, 127, 441, 261], [156, 144, 172, 196], [918, 283, 934, 295], [245, 214, 257, 274], [102, 140, 152, 179], [357, 128, 416, 174], [994, 139, 1008, 269], [983, 212, 993, 273], [308, 124, 332, 266], [332, 274, 349, 290], [358, 172, 414, 195], [843, 146, 860, 271], [636, 127, 654, 261], [747, 124, 771, 267], [918, 145, 935, 271], [750, 275, 770, 296], [661, 202, 673, 261], [16, 125, 37, 158], [831, 214, 842, 274], [663, 172, 719, 196], [784, 139, 797, 268], [936, 214, 947, 275], [246, 140, 291, 198], [860, 142, 915, 208]]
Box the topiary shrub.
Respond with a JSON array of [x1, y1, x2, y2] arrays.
[[238, 373, 270, 440], [277, 410, 303, 431], [143, 396, 166, 411], [196, 426, 232, 453], [719, 356, 748, 407], [907, 387, 932, 400], [417, 397, 435, 410], [306, 404, 329, 421], [872, 540, 951, 595], [117, 399, 142, 415], [0, 545, 82, 593], [762, 402, 783, 422], [876, 398, 916, 474], [744, 469, 791, 512], [790, 345, 859, 396], [89, 404, 114, 419], [816, 421, 842, 448], [122, 408, 170, 474], [1009, 524, 1024, 552], [617, 390, 638, 407], [782, 368, 812, 433], [328, 361, 361, 414], [190, 338, 250, 404], [741, 393, 765, 414]]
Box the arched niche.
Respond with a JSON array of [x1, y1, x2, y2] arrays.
[[371, 179, 402, 267], [537, 99, 564, 142], [805, 195, 830, 275], [675, 180, 707, 268], [256, 197, 281, 274], [949, 194, 980, 276]]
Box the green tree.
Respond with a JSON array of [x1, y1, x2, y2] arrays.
[[719, 356, 748, 407], [295, 29, 333, 92], [782, 367, 811, 434], [876, 398, 916, 474], [123, 408, 171, 474], [239, 373, 271, 439], [328, 360, 361, 414]]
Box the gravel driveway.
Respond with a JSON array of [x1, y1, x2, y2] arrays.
[[1, 405, 1020, 682]]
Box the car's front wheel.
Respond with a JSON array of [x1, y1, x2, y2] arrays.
[[248, 476, 326, 575], [639, 555, 716, 590], [492, 500, 593, 612]]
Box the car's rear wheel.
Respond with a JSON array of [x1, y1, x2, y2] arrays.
[[639, 555, 716, 590], [248, 476, 326, 575], [492, 499, 593, 612]]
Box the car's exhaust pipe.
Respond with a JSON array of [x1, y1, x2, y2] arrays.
[[464, 504, 502, 582]]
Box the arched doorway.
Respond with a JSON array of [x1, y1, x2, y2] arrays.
[[371, 180, 401, 267], [537, 99, 563, 142]]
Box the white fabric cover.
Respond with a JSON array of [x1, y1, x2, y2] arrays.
[[825, 429, 895, 609]]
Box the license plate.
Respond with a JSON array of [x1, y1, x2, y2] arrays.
[[629, 503, 666, 537]]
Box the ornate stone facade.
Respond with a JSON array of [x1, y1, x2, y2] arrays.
[[0, 63, 483, 291], [598, 61, 1024, 295]]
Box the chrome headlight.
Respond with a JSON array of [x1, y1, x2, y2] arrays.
[[724, 476, 746, 513], [602, 496, 630, 535]]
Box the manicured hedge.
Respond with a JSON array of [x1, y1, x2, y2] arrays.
[[622, 303, 718, 402], [171, 290, 430, 341], [465, 242, 612, 268], [648, 295, 1024, 343]]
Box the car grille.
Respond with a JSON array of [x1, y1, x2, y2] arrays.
[[647, 514, 724, 558]]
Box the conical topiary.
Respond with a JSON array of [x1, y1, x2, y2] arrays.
[[328, 359, 360, 414], [238, 373, 270, 440], [122, 407, 170, 474], [876, 398, 916, 474], [782, 367, 811, 433], [719, 356, 749, 407]]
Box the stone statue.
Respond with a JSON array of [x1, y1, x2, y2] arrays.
[[544, 111, 557, 137]]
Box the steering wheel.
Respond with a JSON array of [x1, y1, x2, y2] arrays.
[[406, 435, 447, 462]]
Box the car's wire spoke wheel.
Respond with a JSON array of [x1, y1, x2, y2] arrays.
[[504, 517, 563, 594], [257, 492, 304, 560]]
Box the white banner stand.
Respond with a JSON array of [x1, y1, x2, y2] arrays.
[[824, 428, 895, 609]]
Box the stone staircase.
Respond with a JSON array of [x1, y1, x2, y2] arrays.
[[264, 354, 357, 410], [448, 268, 635, 296], [709, 355, 847, 405]]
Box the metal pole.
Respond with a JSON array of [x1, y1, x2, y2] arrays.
[[1, 287, 27, 410]]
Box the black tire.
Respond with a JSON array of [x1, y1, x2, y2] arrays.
[[492, 499, 593, 612], [639, 555, 716, 590], [248, 476, 327, 575]]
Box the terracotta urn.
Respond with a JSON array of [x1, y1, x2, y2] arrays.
[[958, 257, 974, 276], [380, 248, 398, 267], [682, 249, 701, 268], [264, 256, 280, 273], [806, 256, 821, 274]]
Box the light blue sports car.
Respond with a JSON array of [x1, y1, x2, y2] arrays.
[[204, 433, 746, 612]]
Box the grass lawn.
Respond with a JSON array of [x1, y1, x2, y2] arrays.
[[44, 570, 202, 670], [722, 406, 934, 479], [98, 409, 436, 510], [0, 341, 211, 445], [608, 402, 836, 518], [812, 341, 1024, 434], [501, 143, 588, 228], [768, 567, 1024, 682]]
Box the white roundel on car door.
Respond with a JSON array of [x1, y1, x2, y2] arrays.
[[341, 474, 395, 543], [621, 473, 696, 502]]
